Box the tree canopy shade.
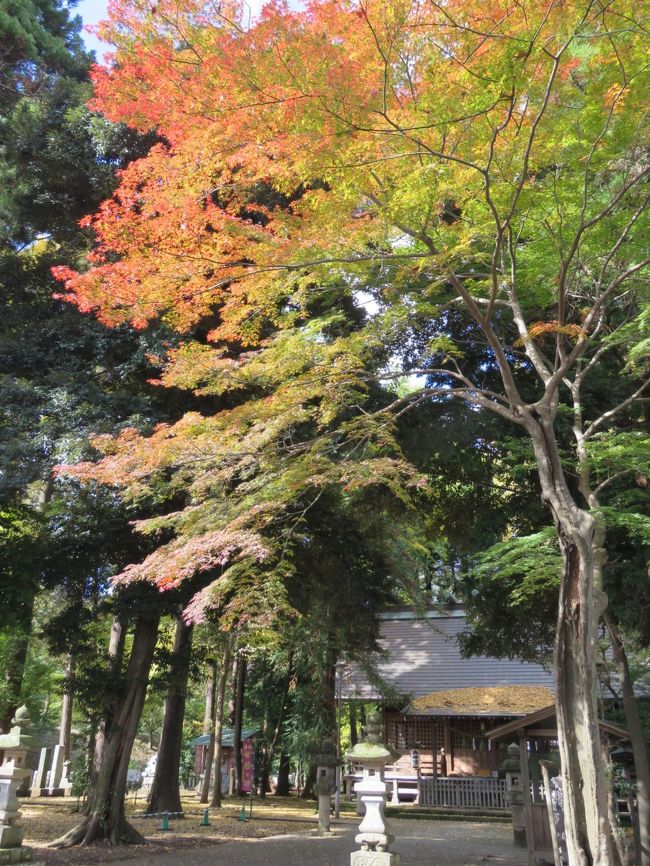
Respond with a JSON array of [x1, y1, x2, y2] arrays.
[[55, 2, 650, 864]]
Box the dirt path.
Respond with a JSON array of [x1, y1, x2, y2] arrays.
[[103, 818, 525, 866]]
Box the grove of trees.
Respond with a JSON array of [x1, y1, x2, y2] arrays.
[[1, 2, 648, 865]]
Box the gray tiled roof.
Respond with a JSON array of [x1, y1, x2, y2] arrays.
[[339, 609, 554, 701]]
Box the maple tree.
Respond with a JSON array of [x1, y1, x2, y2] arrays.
[[55, 1, 650, 863]]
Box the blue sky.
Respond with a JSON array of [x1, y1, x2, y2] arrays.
[[74, 0, 271, 59], [75, 0, 110, 58]]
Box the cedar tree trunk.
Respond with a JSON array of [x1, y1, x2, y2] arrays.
[[231, 649, 246, 796], [301, 762, 316, 800], [275, 752, 291, 796], [209, 635, 233, 808], [147, 617, 193, 815], [349, 703, 358, 748], [52, 612, 160, 847], [91, 614, 126, 791], [527, 410, 613, 866], [59, 654, 74, 761], [199, 659, 217, 803]]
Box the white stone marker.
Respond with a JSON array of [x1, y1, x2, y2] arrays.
[[30, 748, 50, 798], [46, 745, 64, 794]]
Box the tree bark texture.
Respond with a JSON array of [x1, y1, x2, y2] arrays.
[[231, 649, 247, 796], [52, 612, 160, 847], [147, 617, 194, 815], [59, 654, 74, 761], [527, 411, 612, 866], [606, 617, 650, 866], [91, 613, 127, 792], [349, 703, 358, 748], [603, 746, 626, 866], [199, 659, 217, 803], [210, 635, 233, 808], [300, 762, 316, 800], [275, 752, 291, 796]]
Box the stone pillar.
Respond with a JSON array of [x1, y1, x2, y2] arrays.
[[313, 737, 338, 836], [315, 770, 334, 836], [346, 710, 400, 866], [30, 749, 50, 798], [501, 742, 526, 847], [46, 745, 64, 795], [59, 761, 72, 797]]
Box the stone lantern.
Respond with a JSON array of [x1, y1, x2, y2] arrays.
[[313, 736, 338, 836], [500, 742, 525, 847], [345, 710, 400, 866], [0, 705, 43, 864]]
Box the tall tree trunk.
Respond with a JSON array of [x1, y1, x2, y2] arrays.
[[232, 649, 247, 796], [349, 703, 358, 748], [199, 659, 217, 803], [605, 616, 650, 866], [527, 411, 612, 866], [52, 612, 160, 847], [275, 752, 291, 796], [301, 762, 316, 800], [147, 617, 194, 815], [82, 720, 97, 809], [210, 635, 233, 808], [59, 653, 74, 761], [91, 613, 127, 793]]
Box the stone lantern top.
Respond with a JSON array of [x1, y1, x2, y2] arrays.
[[345, 710, 399, 766], [0, 706, 38, 752], [499, 741, 521, 773]]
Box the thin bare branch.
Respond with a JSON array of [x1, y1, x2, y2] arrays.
[[584, 378, 650, 439]]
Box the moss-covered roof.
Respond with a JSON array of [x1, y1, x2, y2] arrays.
[[409, 685, 555, 716]]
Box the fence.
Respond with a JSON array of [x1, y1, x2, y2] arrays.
[[419, 776, 509, 809]]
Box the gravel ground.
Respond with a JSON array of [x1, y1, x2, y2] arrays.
[[104, 818, 526, 866]]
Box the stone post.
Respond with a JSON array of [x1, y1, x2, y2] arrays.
[[46, 746, 64, 795], [345, 710, 400, 866], [500, 743, 525, 847], [59, 761, 72, 798], [0, 706, 44, 865], [29, 749, 49, 799], [313, 737, 338, 836]]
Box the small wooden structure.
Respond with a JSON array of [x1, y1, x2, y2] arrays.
[[488, 707, 630, 866], [189, 727, 258, 794]]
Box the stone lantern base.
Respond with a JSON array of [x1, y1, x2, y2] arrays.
[[351, 851, 400, 866]]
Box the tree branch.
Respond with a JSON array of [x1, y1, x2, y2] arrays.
[[584, 377, 650, 439]]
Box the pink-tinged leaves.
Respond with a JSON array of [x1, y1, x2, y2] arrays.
[[112, 528, 269, 591]]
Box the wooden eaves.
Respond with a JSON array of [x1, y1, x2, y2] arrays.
[[486, 706, 630, 743]]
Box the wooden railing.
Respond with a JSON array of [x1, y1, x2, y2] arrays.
[[419, 776, 509, 809]]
